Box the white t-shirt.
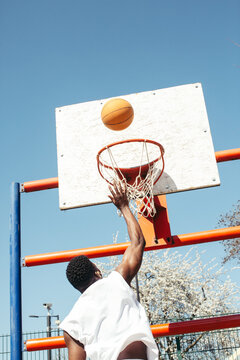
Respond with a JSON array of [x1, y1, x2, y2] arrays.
[[60, 271, 159, 360]]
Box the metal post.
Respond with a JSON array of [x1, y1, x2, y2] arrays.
[[176, 336, 183, 360], [10, 182, 22, 360], [135, 274, 140, 302], [47, 311, 52, 360], [56, 315, 61, 360]]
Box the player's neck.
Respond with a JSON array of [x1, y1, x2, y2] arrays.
[[80, 276, 101, 293]]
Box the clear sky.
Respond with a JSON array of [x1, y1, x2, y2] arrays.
[[0, 0, 239, 334]]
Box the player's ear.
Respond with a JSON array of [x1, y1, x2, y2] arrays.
[[95, 270, 102, 279]]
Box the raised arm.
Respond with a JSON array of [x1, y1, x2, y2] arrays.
[[64, 331, 86, 360], [108, 182, 146, 285]]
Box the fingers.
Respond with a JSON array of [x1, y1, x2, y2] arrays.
[[110, 182, 127, 199], [108, 180, 127, 201], [113, 180, 121, 194], [108, 195, 114, 202], [108, 179, 129, 210], [113, 179, 127, 194], [108, 185, 116, 197], [121, 180, 127, 193]]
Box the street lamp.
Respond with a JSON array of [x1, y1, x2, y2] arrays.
[[29, 303, 60, 360]]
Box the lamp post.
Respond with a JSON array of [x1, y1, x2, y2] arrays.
[[44, 303, 52, 360], [29, 303, 60, 360]]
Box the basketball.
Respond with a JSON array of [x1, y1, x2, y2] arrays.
[[101, 98, 134, 131]]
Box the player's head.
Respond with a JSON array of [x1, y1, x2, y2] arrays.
[[66, 255, 102, 292]]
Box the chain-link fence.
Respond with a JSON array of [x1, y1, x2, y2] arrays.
[[157, 328, 240, 359], [1, 325, 240, 360], [1, 331, 67, 360]]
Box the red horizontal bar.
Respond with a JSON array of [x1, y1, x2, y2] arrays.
[[21, 149, 240, 193], [23, 226, 240, 267], [25, 314, 240, 351], [215, 148, 240, 162]]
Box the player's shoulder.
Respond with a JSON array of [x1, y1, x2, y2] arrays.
[[111, 270, 131, 287]]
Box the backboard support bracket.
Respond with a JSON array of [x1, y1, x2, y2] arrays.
[[138, 195, 171, 248]]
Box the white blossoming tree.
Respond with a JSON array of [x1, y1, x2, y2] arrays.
[[218, 200, 240, 264], [96, 236, 240, 359]]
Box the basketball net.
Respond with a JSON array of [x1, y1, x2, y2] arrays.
[[97, 139, 165, 218]]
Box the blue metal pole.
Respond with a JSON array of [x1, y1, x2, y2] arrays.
[[10, 182, 22, 360]]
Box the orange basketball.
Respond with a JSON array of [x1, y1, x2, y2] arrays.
[[101, 98, 134, 131]]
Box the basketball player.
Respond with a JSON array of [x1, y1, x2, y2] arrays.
[[60, 181, 159, 360]]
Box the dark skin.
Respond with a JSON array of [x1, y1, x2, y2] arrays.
[[64, 181, 147, 360]]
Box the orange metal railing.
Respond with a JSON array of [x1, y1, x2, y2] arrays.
[[21, 177, 58, 192], [215, 148, 240, 162], [151, 314, 240, 337], [21, 148, 240, 193], [25, 314, 240, 351], [25, 336, 65, 351], [23, 226, 240, 267]]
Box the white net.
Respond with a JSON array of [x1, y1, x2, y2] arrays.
[[97, 140, 164, 217]]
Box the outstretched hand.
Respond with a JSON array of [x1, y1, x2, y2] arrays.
[[108, 181, 129, 210]]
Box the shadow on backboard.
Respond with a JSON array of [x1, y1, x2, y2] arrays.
[[154, 170, 178, 195]]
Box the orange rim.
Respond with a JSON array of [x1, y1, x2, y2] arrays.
[[97, 139, 165, 186]]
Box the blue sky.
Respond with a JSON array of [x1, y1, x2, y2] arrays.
[[0, 0, 239, 334]]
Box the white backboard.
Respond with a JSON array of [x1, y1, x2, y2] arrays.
[[56, 83, 220, 210]]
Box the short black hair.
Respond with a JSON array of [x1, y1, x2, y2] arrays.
[[66, 255, 95, 290]]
